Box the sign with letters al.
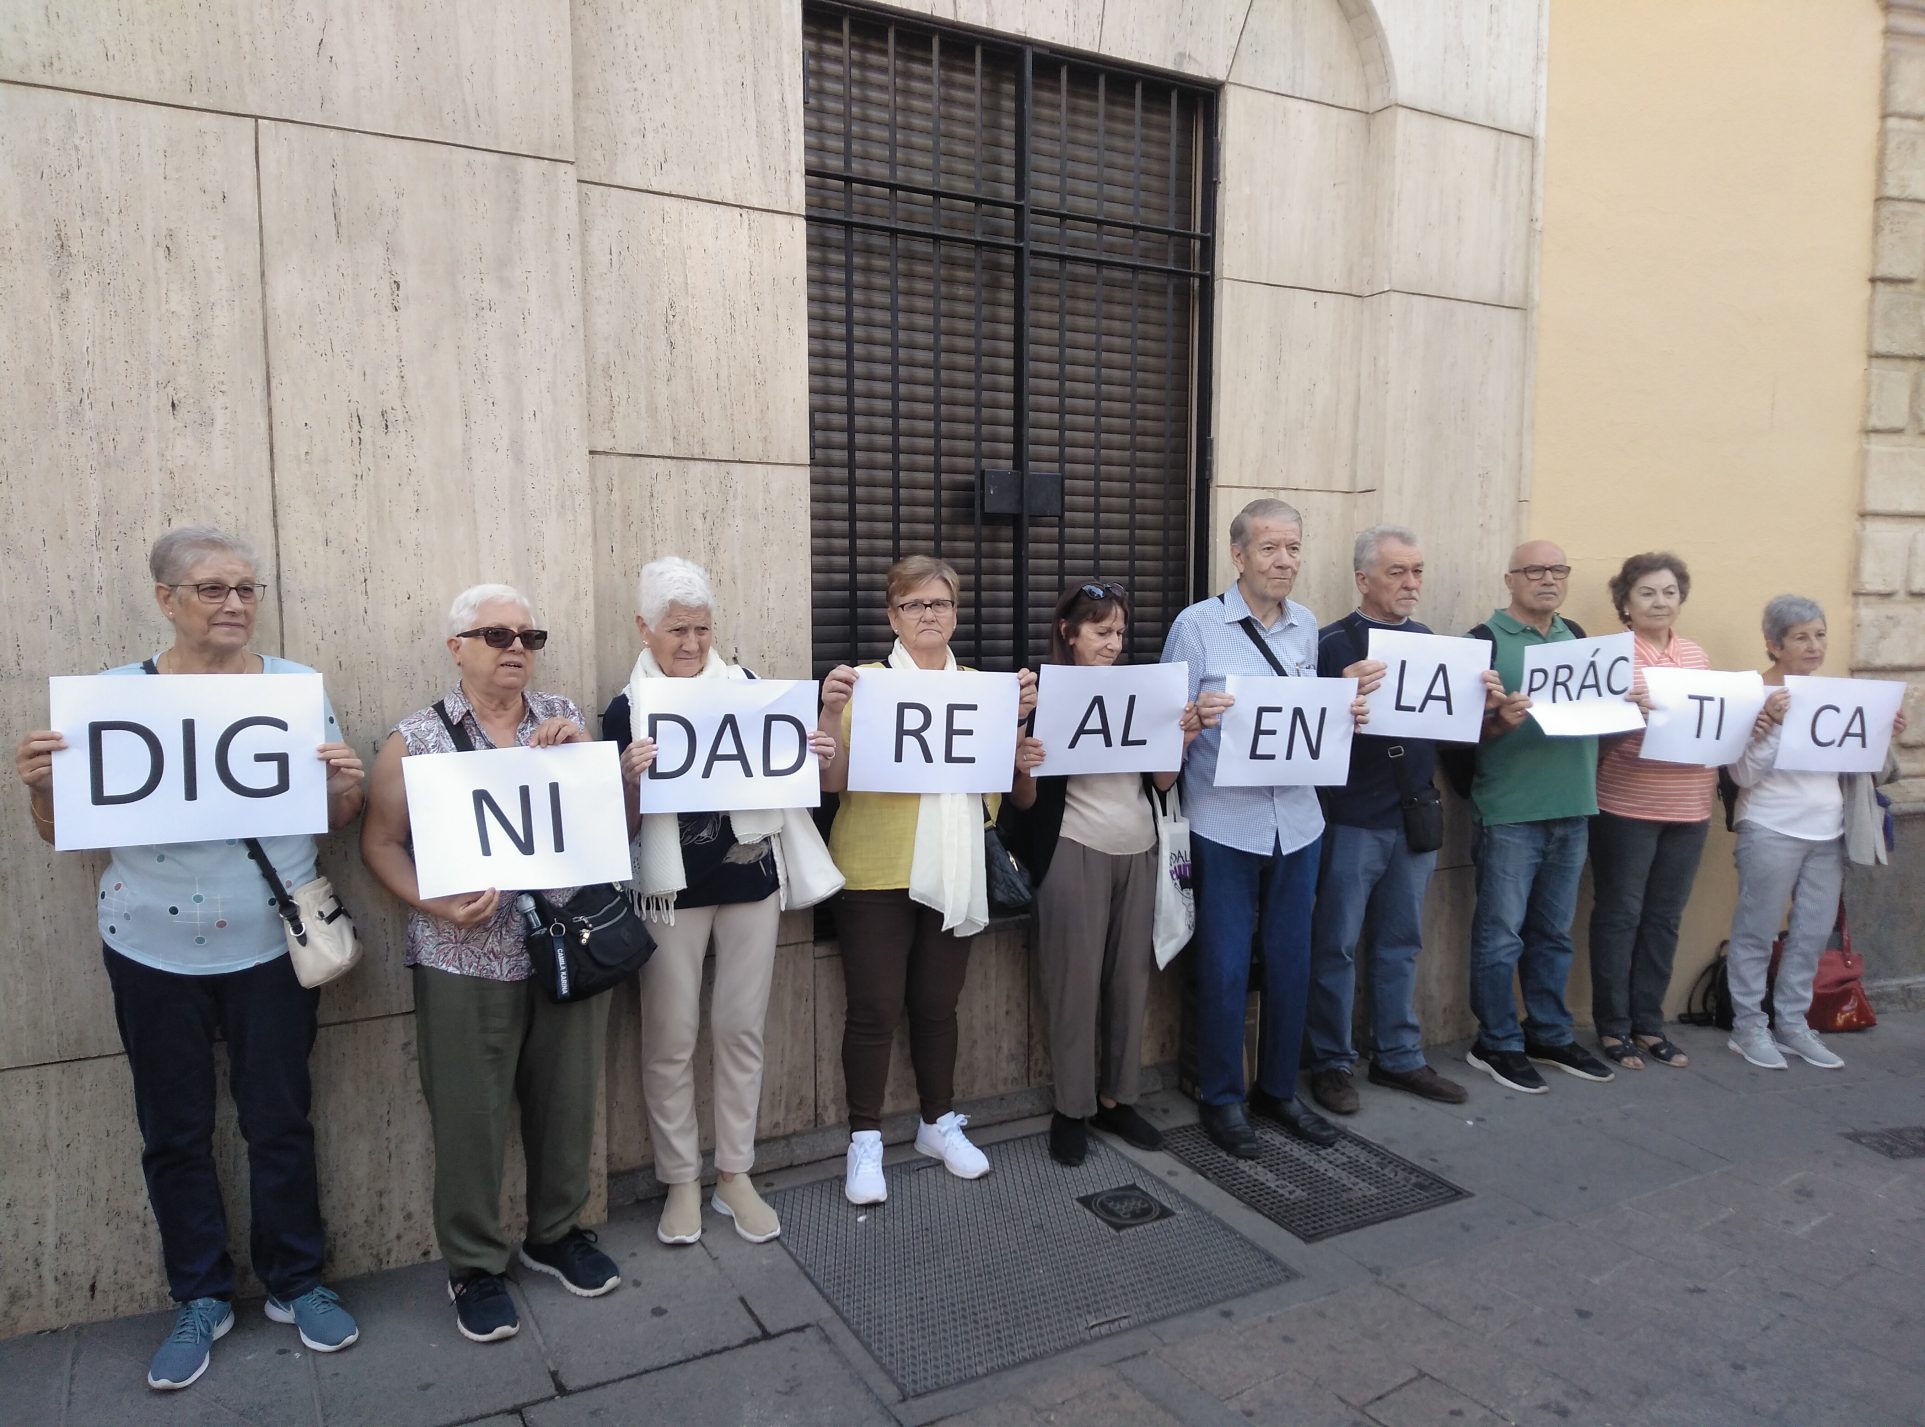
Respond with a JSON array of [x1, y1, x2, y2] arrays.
[[1215, 675, 1357, 787], [846, 668, 1020, 794], [1774, 675, 1906, 774], [628, 678, 821, 813], [1522, 632, 1643, 737], [401, 741, 633, 899], [47, 673, 330, 851], [1031, 662, 1186, 776], [1363, 629, 1488, 744], [1637, 667, 1768, 767]]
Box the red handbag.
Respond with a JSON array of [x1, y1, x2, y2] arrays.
[[1768, 899, 1877, 1033]]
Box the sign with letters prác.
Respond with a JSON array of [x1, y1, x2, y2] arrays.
[[401, 742, 633, 899], [1362, 629, 1489, 744], [1773, 675, 1907, 775], [47, 673, 330, 851], [1521, 632, 1644, 737], [846, 668, 1020, 794], [628, 678, 821, 814], [1637, 667, 1768, 767], [1030, 662, 1187, 776], [1214, 675, 1358, 787]]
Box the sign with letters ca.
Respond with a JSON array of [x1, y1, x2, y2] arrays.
[[48, 673, 330, 851], [1637, 667, 1767, 767], [1215, 675, 1357, 787], [1031, 662, 1186, 776], [401, 741, 633, 899], [846, 668, 1020, 794], [1774, 675, 1906, 774], [1363, 629, 1489, 744], [1522, 632, 1643, 737], [628, 678, 821, 814]]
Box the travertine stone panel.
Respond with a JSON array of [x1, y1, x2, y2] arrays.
[[574, 0, 804, 210], [1098, 0, 1252, 80], [0, 89, 272, 1071], [1218, 86, 1369, 293], [1206, 485, 1359, 623], [581, 188, 809, 465], [1228, 0, 1371, 109], [1857, 600, 1925, 668], [0, 0, 574, 158], [1881, 117, 1925, 200], [1868, 365, 1915, 433], [1215, 282, 1364, 492], [1871, 286, 1925, 356], [1412, 863, 1476, 1047], [604, 978, 652, 1176], [1873, 200, 1925, 280], [951, 0, 1104, 50], [1865, 442, 1925, 512], [1370, 107, 1533, 308], [1372, 0, 1543, 137], [1857, 520, 1916, 594]]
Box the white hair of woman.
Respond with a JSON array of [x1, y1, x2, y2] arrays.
[[446, 583, 533, 636], [637, 557, 715, 626], [149, 523, 259, 585]]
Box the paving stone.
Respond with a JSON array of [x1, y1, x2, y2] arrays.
[[1741, 1316, 1925, 1424], [69, 1301, 321, 1427], [697, 1194, 833, 1336], [1327, 1186, 1550, 1275], [1029, 1376, 1186, 1427], [0, 1328, 72, 1427], [1382, 1257, 1536, 1336], [1222, 1367, 1374, 1427], [1360, 1374, 1508, 1427]]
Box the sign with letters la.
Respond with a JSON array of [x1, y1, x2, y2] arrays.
[[47, 673, 330, 851], [1637, 667, 1768, 767], [1215, 675, 1358, 787], [401, 741, 633, 899], [628, 678, 821, 813], [1031, 662, 1186, 776], [1774, 675, 1906, 774], [1363, 629, 1489, 744], [847, 668, 1020, 794], [1522, 632, 1643, 737]]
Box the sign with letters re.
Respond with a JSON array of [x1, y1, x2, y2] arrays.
[[1215, 675, 1358, 787], [1773, 675, 1906, 775], [47, 673, 330, 851], [1363, 629, 1489, 744], [1031, 662, 1187, 776], [1637, 667, 1768, 767], [1522, 632, 1643, 737], [628, 678, 821, 814], [846, 668, 1020, 794], [401, 742, 633, 899]]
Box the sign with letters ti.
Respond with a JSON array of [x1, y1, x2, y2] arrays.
[[1637, 667, 1768, 767], [1031, 662, 1187, 776], [1363, 629, 1489, 744], [628, 678, 821, 813], [846, 668, 1020, 794], [1215, 675, 1358, 787], [1521, 632, 1643, 737], [1773, 675, 1906, 775], [401, 741, 633, 899], [48, 672, 330, 851]]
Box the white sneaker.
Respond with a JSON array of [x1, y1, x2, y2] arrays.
[[1774, 1026, 1845, 1069], [845, 1131, 886, 1205], [1727, 1026, 1788, 1070], [915, 1111, 990, 1179]]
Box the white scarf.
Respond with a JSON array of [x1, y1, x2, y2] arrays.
[[887, 639, 989, 937]]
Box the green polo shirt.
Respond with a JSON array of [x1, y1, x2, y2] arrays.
[[1471, 609, 1599, 826]]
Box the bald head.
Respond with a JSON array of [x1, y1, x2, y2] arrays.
[[1503, 540, 1570, 623]]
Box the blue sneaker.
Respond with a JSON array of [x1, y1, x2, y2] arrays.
[[147, 1297, 233, 1390], [264, 1284, 359, 1352]]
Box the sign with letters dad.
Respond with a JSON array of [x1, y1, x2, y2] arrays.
[[1031, 662, 1187, 776], [1522, 632, 1643, 737], [1215, 675, 1357, 787], [1637, 667, 1768, 767], [48, 673, 330, 851], [1774, 675, 1906, 775], [401, 741, 633, 900], [847, 668, 1020, 794], [1363, 628, 1489, 744], [629, 678, 821, 814]]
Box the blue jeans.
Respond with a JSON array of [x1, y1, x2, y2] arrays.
[[1308, 823, 1437, 1075], [1468, 818, 1588, 1053], [1189, 831, 1322, 1106]]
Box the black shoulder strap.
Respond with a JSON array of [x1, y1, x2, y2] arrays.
[[1236, 617, 1289, 676], [141, 657, 159, 675], [1563, 617, 1588, 640], [433, 699, 475, 753]]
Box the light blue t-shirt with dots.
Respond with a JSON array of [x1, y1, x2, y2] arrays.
[[95, 656, 340, 976]]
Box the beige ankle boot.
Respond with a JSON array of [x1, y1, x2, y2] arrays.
[[655, 1181, 703, 1245], [711, 1175, 781, 1243]]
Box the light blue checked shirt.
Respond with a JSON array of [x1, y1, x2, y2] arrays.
[[1161, 582, 1326, 857]]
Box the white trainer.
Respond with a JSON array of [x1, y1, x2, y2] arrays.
[[1727, 1025, 1788, 1070], [845, 1130, 887, 1205], [916, 1111, 990, 1179], [1774, 1026, 1844, 1070]]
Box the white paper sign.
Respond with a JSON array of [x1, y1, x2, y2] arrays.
[[1522, 632, 1643, 737], [1638, 668, 1768, 767], [48, 673, 330, 851], [401, 741, 634, 899], [847, 668, 1020, 794], [629, 678, 821, 814], [1363, 629, 1489, 744], [1774, 675, 1906, 774], [1215, 675, 1358, 787], [1031, 662, 1187, 776]]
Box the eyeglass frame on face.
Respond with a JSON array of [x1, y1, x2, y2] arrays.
[[457, 626, 550, 651], [894, 598, 957, 617], [1508, 564, 1572, 581], [167, 581, 269, 605]]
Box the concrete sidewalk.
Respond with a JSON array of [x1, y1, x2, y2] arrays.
[[6, 1012, 1924, 1427]]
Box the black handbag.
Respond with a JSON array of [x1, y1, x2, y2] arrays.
[[983, 797, 1034, 917], [1387, 744, 1444, 854]]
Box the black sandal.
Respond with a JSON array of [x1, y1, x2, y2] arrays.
[[1600, 1037, 1645, 1069], [1634, 1035, 1689, 1068]]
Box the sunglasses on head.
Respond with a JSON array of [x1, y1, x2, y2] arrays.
[[458, 626, 549, 651], [1080, 581, 1127, 602]]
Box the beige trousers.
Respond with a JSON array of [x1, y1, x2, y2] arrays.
[[640, 892, 781, 1182]]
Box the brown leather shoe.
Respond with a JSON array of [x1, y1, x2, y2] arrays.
[[1309, 1068, 1360, 1115], [1368, 1060, 1469, 1104]]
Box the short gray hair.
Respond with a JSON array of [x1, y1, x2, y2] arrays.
[[1762, 594, 1826, 647], [148, 523, 258, 585], [637, 556, 715, 627], [1353, 524, 1420, 574], [447, 582, 533, 637], [1229, 498, 1303, 549]]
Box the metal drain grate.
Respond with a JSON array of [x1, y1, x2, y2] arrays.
[[1161, 1119, 1469, 1242], [1842, 1126, 1925, 1159], [770, 1132, 1294, 1398]]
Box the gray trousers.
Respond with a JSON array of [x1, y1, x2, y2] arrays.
[[1726, 824, 1844, 1033]]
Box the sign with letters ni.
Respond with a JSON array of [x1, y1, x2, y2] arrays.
[[628, 678, 821, 814], [1031, 662, 1187, 776], [1215, 675, 1358, 787], [401, 741, 634, 899], [1521, 632, 1643, 737], [1362, 629, 1489, 744], [846, 668, 1020, 794], [1773, 675, 1906, 774], [1637, 667, 1768, 767], [48, 673, 330, 851]]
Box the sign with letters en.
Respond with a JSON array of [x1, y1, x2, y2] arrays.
[[1774, 675, 1906, 774], [1522, 632, 1643, 737], [401, 742, 633, 899], [846, 668, 1020, 794], [628, 678, 821, 814], [48, 673, 329, 851], [1638, 667, 1768, 767], [1215, 675, 1357, 787], [1031, 662, 1187, 776], [1363, 629, 1489, 744]]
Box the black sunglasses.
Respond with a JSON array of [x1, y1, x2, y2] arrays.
[[1080, 581, 1127, 602], [458, 626, 549, 651]]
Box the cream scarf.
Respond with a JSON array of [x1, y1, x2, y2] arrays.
[[887, 639, 989, 937]]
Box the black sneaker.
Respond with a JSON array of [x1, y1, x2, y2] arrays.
[[448, 1272, 519, 1343], [1050, 1112, 1089, 1166], [1465, 1043, 1549, 1094], [518, 1227, 620, 1298], [1525, 1040, 1616, 1083], [1091, 1102, 1164, 1150]]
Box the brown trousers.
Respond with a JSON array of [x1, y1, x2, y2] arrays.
[[837, 888, 975, 1131]]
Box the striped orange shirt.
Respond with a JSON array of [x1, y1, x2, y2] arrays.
[[1595, 631, 1717, 823]]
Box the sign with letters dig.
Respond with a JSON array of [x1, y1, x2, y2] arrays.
[[1522, 632, 1644, 737], [846, 668, 1020, 794], [1363, 629, 1489, 744], [1637, 667, 1768, 767], [1215, 675, 1358, 787], [1030, 662, 1187, 776], [47, 673, 330, 851], [401, 741, 633, 900], [1773, 675, 1906, 774], [628, 678, 821, 813]]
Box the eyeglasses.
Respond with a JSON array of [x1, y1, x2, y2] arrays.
[[458, 626, 549, 651], [1508, 565, 1572, 581], [1080, 581, 1127, 602], [895, 599, 957, 617], [169, 582, 269, 605]]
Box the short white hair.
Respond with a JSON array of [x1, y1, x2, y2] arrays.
[[1354, 524, 1420, 574], [149, 523, 258, 585], [447, 582, 533, 636], [637, 556, 715, 627], [1230, 498, 1302, 549]]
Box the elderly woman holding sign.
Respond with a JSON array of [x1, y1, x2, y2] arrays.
[[12, 523, 364, 1391], [361, 583, 620, 1346], [817, 555, 1038, 1205], [601, 556, 840, 1248]]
